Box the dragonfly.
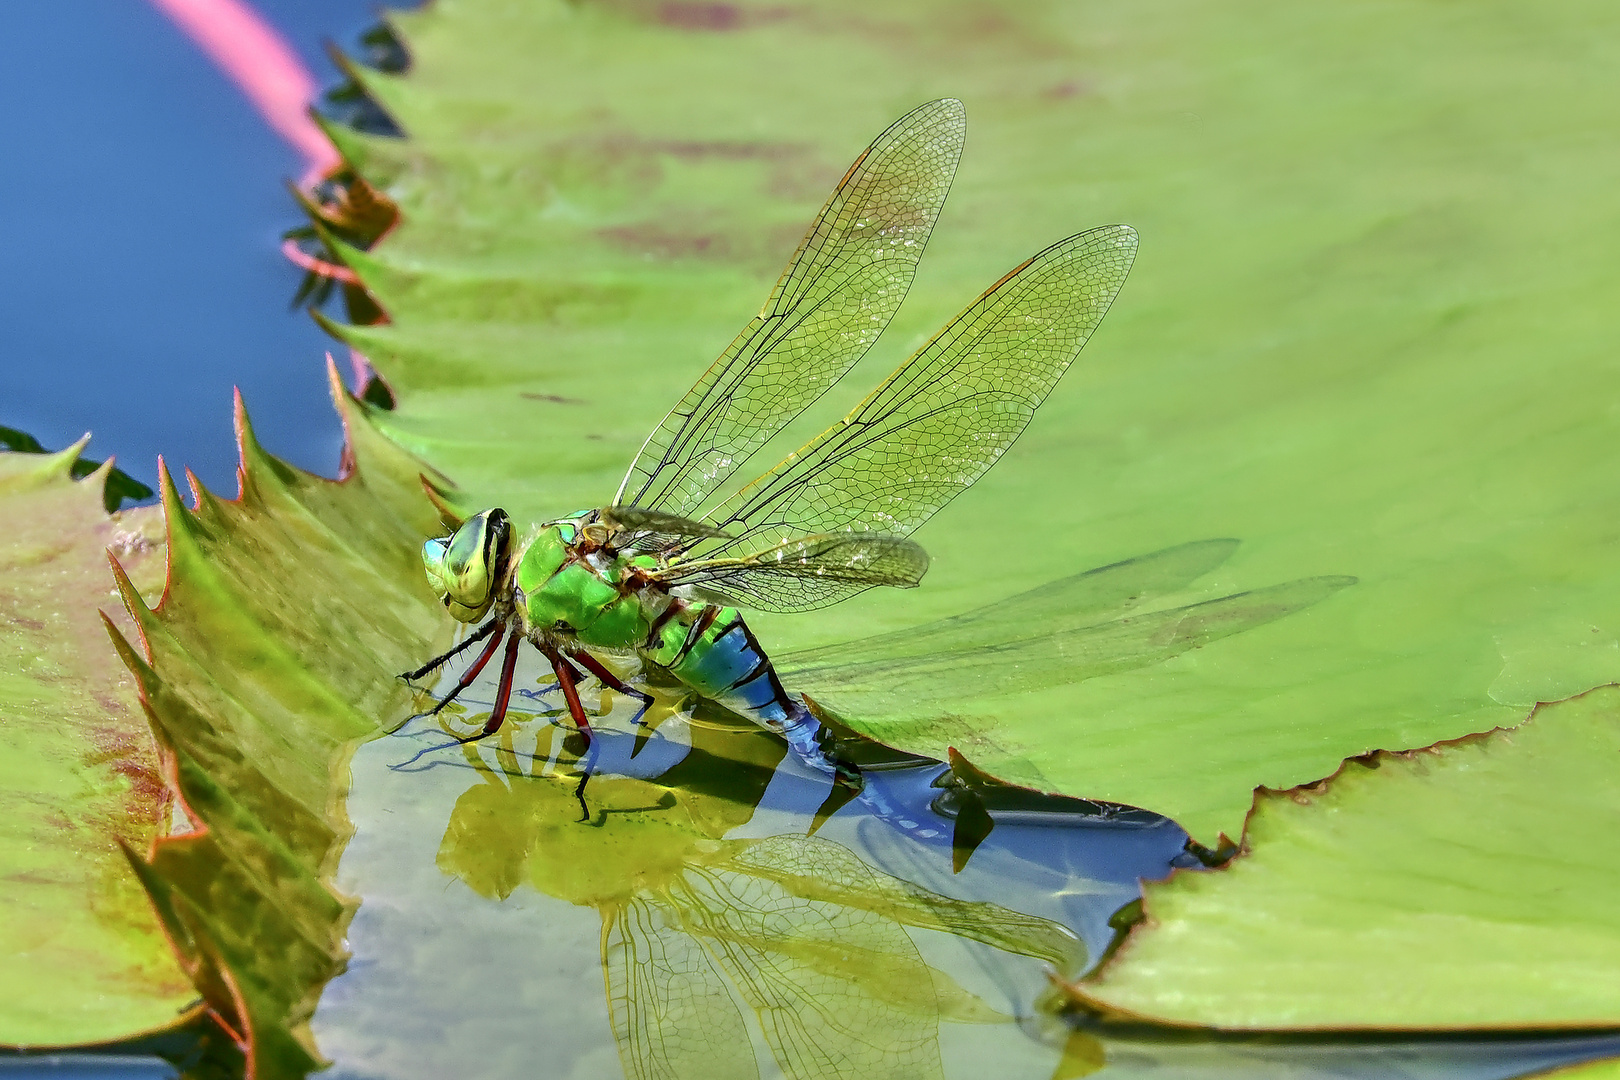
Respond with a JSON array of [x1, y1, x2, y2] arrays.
[[403, 97, 1138, 768]]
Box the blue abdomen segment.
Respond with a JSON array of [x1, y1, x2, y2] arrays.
[[644, 601, 825, 765], [674, 608, 790, 721], [649, 606, 788, 724]]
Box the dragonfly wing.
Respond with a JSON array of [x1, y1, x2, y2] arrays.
[[699, 225, 1138, 554], [731, 834, 1086, 979], [673, 842, 949, 1080], [780, 538, 1242, 668], [603, 897, 760, 1080], [783, 575, 1356, 717], [602, 506, 732, 539], [601, 506, 732, 555], [655, 533, 929, 613], [615, 99, 966, 519]]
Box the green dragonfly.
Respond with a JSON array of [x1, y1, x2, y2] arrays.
[[405, 98, 1138, 763]]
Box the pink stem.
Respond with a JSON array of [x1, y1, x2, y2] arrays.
[[280, 238, 361, 284]]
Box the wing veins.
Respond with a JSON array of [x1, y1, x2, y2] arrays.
[[614, 99, 967, 519], [636, 238, 904, 509], [694, 225, 1139, 558]]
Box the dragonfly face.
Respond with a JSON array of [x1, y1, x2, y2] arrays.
[[422, 508, 512, 622]]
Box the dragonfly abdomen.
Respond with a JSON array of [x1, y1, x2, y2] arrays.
[[643, 600, 802, 732]]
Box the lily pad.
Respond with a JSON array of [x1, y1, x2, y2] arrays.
[[781, 540, 1354, 790], [0, 426, 154, 512], [104, 367, 447, 1076], [1528, 1060, 1620, 1080], [307, 0, 1620, 841], [1068, 686, 1620, 1030], [0, 443, 192, 1046]]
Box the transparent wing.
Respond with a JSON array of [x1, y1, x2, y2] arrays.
[[730, 834, 1086, 979], [655, 533, 929, 613], [603, 898, 760, 1080], [780, 538, 1239, 667], [615, 99, 966, 519], [670, 841, 949, 1080], [601, 506, 732, 539], [699, 225, 1138, 556], [782, 574, 1357, 717], [600, 506, 731, 556]]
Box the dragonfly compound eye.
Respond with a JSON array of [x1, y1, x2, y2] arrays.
[[422, 508, 511, 622]]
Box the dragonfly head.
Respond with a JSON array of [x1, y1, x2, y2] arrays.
[[422, 508, 512, 622]]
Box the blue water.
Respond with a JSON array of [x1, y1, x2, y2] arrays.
[[0, 0, 394, 497]]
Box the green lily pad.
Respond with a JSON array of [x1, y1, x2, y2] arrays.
[[0, 443, 193, 1046], [1069, 687, 1620, 1030], [781, 540, 1354, 790], [104, 369, 448, 1076], [1527, 1059, 1620, 1080], [0, 426, 154, 512], [307, 0, 1620, 841]]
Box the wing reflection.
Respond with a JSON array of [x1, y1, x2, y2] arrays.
[[433, 715, 1081, 1080]]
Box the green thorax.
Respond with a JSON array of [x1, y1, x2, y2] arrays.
[[511, 518, 659, 649]]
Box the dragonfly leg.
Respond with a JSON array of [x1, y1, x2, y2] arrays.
[[399, 618, 501, 684], [386, 626, 508, 734], [457, 630, 524, 743], [568, 650, 655, 726], [540, 644, 594, 746]]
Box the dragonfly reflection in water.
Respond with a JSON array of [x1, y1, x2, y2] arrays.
[[377, 537, 1351, 1080], [417, 699, 1159, 1080]]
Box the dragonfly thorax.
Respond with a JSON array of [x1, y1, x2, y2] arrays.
[[508, 513, 663, 650]]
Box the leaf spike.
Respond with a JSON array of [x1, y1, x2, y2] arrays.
[[156, 455, 209, 574], [100, 602, 156, 682], [324, 352, 363, 483], [83, 454, 116, 489], [306, 217, 352, 269], [156, 456, 185, 518], [309, 305, 357, 347], [183, 466, 229, 526], [36, 432, 93, 481], [115, 838, 202, 969], [419, 474, 465, 529], [324, 39, 406, 135], [310, 217, 392, 298], [306, 109, 376, 176], [103, 547, 160, 639], [283, 176, 327, 224], [232, 387, 265, 502]]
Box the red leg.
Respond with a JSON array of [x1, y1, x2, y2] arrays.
[[437, 628, 507, 712], [542, 644, 594, 744], [569, 650, 655, 724], [470, 630, 525, 738]]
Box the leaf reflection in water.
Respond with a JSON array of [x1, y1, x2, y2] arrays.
[[432, 711, 1083, 1080]]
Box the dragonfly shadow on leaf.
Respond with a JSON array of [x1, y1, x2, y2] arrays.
[[780, 538, 1356, 788]]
